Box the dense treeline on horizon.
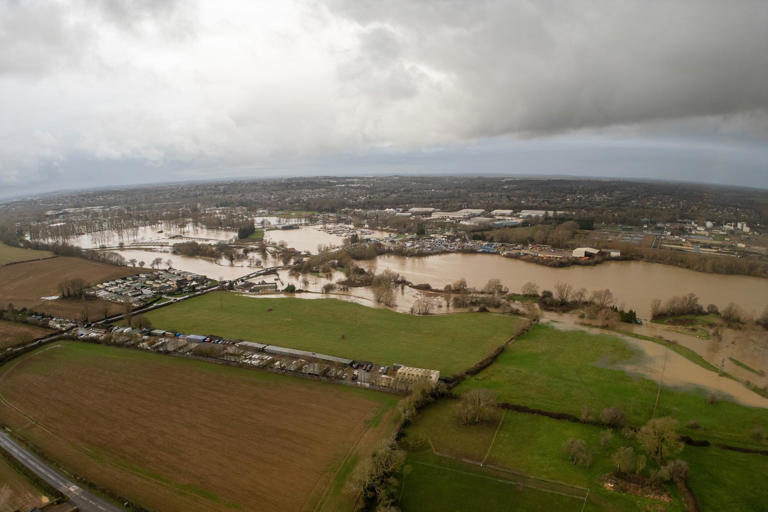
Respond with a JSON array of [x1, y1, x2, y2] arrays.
[[1, 177, 766, 227]]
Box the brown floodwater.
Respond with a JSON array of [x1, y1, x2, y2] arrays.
[[545, 314, 768, 408], [265, 225, 390, 253], [376, 253, 768, 319], [112, 249, 260, 280]]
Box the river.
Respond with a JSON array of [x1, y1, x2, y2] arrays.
[[375, 253, 768, 319]]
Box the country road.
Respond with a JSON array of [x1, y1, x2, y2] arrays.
[[0, 431, 125, 512]]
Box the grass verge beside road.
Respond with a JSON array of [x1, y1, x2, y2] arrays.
[[0, 445, 57, 511]]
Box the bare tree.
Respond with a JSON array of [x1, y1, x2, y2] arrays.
[[483, 278, 508, 296], [58, 278, 86, 298], [572, 288, 588, 304], [452, 278, 469, 293], [554, 281, 573, 303], [721, 302, 746, 324], [372, 270, 399, 307], [564, 438, 592, 467], [612, 446, 641, 474], [455, 389, 498, 425], [411, 296, 435, 315], [521, 281, 539, 296], [600, 407, 626, 427], [637, 417, 683, 464], [590, 289, 615, 308]]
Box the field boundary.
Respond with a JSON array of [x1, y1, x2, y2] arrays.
[[0, 255, 58, 268], [481, 410, 505, 465], [443, 319, 532, 386]]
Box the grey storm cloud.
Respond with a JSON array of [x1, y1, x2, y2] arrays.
[[328, 0, 768, 137], [0, 0, 766, 195]]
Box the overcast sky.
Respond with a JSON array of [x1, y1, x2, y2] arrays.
[[1, 0, 767, 198]]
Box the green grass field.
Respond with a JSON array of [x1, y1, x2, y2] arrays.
[[400, 452, 584, 512], [684, 446, 768, 511], [144, 293, 525, 374], [403, 402, 686, 512], [456, 324, 768, 448], [0, 242, 53, 266], [247, 228, 264, 240], [405, 399, 767, 511]]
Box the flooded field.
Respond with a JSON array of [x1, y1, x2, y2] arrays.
[[265, 226, 346, 253], [264, 225, 390, 253], [112, 249, 255, 280], [546, 317, 768, 408], [376, 253, 768, 319], [39, 222, 236, 249]]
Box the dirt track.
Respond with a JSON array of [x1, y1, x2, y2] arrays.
[[0, 342, 389, 512]]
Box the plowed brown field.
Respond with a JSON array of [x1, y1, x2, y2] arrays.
[[0, 320, 54, 349], [0, 342, 397, 512], [0, 257, 141, 319]]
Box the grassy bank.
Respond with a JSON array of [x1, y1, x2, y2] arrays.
[[144, 292, 525, 374]]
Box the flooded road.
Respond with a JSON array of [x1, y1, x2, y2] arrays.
[[376, 253, 768, 318]]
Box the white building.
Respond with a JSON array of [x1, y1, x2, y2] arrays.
[[572, 247, 601, 258], [457, 208, 486, 217], [519, 209, 566, 218], [393, 365, 440, 389], [491, 209, 515, 216], [408, 207, 436, 215]]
